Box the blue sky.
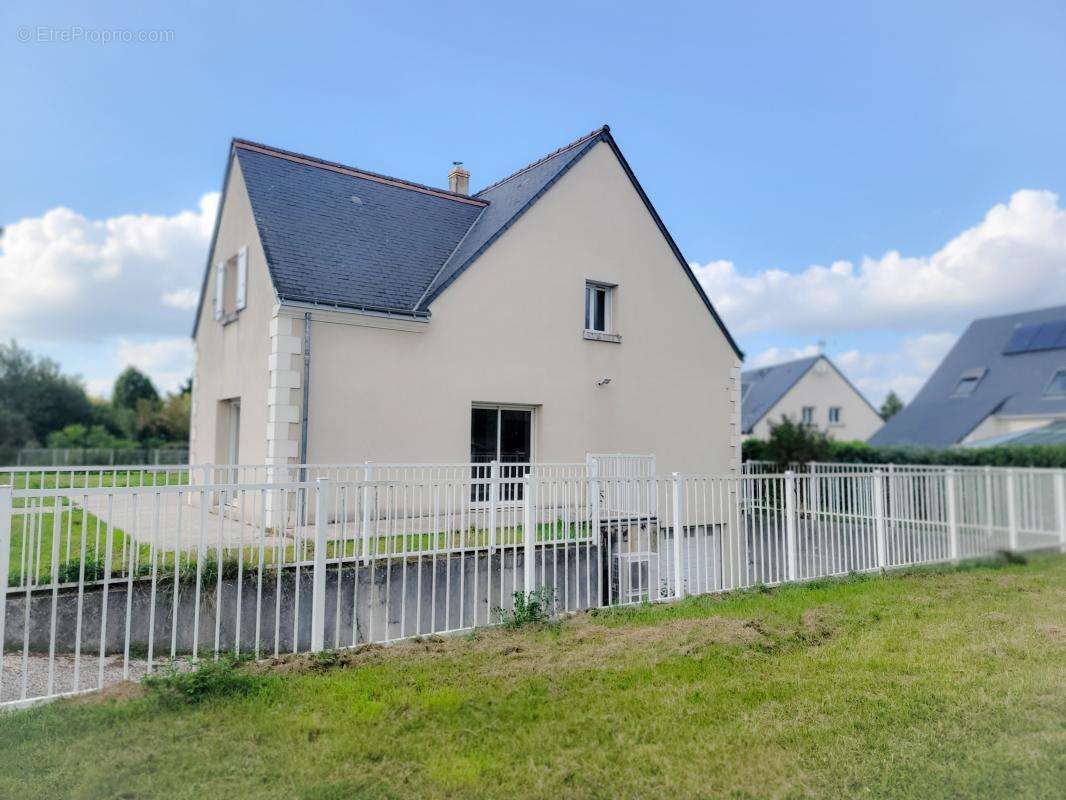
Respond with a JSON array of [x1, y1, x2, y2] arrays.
[[3, 0, 1066, 402]]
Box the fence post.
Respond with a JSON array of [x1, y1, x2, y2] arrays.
[[671, 472, 684, 598], [523, 475, 536, 592], [588, 457, 601, 534], [808, 462, 819, 520], [0, 487, 10, 657], [1055, 470, 1066, 554], [1006, 468, 1019, 552], [983, 466, 994, 544], [311, 478, 330, 652], [886, 463, 895, 518], [946, 469, 959, 563], [203, 462, 213, 509], [873, 469, 887, 570], [785, 470, 798, 582], [488, 460, 499, 552], [361, 462, 372, 564]]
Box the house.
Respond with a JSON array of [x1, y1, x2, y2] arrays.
[[189, 126, 743, 476], [741, 355, 883, 441], [871, 304, 1066, 447]]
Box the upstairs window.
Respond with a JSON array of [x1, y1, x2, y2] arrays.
[[1044, 369, 1066, 397], [584, 281, 613, 334], [214, 246, 248, 322], [952, 368, 986, 397], [828, 406, 842, 424], [801, 406, 815, 425]]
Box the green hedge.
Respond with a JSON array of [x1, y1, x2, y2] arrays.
[[742, 438, 1066, 469]]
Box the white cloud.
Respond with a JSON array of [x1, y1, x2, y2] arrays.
[[116, 337, 194, 394], [751, 333, 957, 405], [695, 189, 1066, 336], [749, 344, 820, 368], [0, 193, 219, 342], [0, 194, 217, 392], [162, 288, 201, 310]]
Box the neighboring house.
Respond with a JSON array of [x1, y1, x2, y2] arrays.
[[741, 355, 883, 441], [190, 126, 743, 476], [871, 304, 1066, 448]]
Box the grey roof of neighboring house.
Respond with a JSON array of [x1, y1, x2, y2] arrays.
[[741, 354, 879, 434], [741, 355, 821, 433], [870, 304, 1066, 447], [192, 127, 742, 359]]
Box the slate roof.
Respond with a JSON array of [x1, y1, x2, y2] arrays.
[[741, 356, 822, 433], [234, 141, 485, 314], [870, 305, 1066, 447], [193, 127, 742, 359]]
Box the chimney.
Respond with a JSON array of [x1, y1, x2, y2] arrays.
[[448, 161, 470, 195]]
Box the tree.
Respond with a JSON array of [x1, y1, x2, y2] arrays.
[[0, 402, 35, 450], [112, 366, 159, 411], [157, 391, 191, 443], [0, 340, 92, 444], [764, 416, 831, 469], [46, 423, 122, 449], [880, 390, 904, 421]]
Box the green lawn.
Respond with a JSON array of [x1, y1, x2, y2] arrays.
[[8, 507, 131, 585], [2, 555, 1064, 799], [2, 469, 189, 491]]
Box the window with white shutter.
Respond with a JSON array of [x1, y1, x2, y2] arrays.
[[214, 262, 225, 321], [216, 247, 248, 323], [235, 246, 248, 311]]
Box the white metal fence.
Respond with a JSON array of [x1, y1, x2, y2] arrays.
[[5, 448, 189, 467], [2, 459, 1063, 707]]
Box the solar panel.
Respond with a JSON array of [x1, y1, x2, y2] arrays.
[[1003, 323, 1039, 354], [1003, 319, 1066, 354], [1030, 320, 1066, 350]]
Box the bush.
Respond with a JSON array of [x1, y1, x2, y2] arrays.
[[744, 416, 831, 469], [743, 437, 1066, 469], [495, 587, 557, 629], [143, 655, 261, 705]]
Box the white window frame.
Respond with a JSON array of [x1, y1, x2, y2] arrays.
[[470, 403, 536, 506], [1044, 368, 1066, 397], [952, 368, 986, 397], [801, 406, 815, 425], [828, 406, 842, 424], [584, 281, 617, 341], [217, 246, 248, 323], [470, 403, 537, 464]]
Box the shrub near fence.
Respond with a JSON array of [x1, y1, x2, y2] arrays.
[[743, 439, 1066, 469]]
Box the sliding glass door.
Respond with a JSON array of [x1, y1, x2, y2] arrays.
[[471, 405, 533, 500]]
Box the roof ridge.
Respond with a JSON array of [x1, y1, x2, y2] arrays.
[[474, 125, 609, 196], [973, 303, 1066, 324], [231, 138, 487, 207], [742, 354, 821, 375]]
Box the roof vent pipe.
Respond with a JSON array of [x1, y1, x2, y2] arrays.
[[448, 161, 470, 195]]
